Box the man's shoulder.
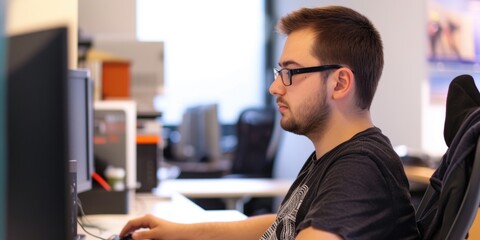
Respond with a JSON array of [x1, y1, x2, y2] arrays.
[[334, 129, 396, 159]]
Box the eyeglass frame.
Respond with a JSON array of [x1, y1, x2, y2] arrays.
[[273, 64, 352, 86]]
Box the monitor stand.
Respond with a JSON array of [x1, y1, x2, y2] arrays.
[[74, 234, 86, 240], [71, 160, 86, 240]]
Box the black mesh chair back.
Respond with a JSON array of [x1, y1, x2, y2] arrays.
[[230, 107, 276, 178], [416, 75, 480, 240]]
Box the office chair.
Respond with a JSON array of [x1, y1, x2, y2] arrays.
[[222, 106, 281, 215], [227, 106, 277, 178], [416, 74, 480, 240]]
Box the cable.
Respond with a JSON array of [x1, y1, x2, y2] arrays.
[[77, 218, 108, 240], [77, 195, 116, 240], [92, 172, 112, 191], [77, 197, 102, 230]]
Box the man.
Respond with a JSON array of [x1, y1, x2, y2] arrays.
[[119, 6, 420, 240]]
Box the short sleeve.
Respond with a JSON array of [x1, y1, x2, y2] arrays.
[[297, 155, 396, 240]]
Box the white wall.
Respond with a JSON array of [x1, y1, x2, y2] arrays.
[[79, 0, 266, 125], [273, 0, 430, 179], [78, 0, 136, 41], [6, 0, 78, 68]]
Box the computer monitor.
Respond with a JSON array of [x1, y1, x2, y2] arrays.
[[174, 103, 222, 163], [6, 27, 72, 239], [68, 69, 94, 193]]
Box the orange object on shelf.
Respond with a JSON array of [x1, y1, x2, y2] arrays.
[[102, 61, 130, 99], [136, 135, 160, 144], [85, 49, 131, 100]]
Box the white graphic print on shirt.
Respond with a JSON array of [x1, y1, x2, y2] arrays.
[[260, 184, 309, 240]]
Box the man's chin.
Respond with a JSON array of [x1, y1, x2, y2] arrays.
[[280, 120, 298, 134]]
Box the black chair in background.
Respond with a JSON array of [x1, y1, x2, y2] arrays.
[[223, 106, 280, 216], [415, 74, 480, 240], [227, 106, 277, 178], [169, 105, 281, 215]]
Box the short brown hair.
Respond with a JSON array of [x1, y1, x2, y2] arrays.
[[277, 6, 384, 110]]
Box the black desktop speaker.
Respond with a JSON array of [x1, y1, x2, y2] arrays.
[[70, 160, 86, 240], [136, 142, 159, 192], [70, 160, 77, 239]]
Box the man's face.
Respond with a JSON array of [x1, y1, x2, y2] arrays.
[[270, 28, 331, 136]]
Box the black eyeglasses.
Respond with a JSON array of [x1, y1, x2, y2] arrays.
[[273, 64, 345, 86]]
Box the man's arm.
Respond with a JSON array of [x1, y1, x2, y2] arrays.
[[187, 214, 276, 240], [120, 213, 276, 240], [296, 226, 343, 240]]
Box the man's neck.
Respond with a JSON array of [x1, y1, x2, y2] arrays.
[[309, 111, 373, 159]]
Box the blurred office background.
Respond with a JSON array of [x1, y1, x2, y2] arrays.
[[2, 0, 480, 216], [75, 0, 480, 172]]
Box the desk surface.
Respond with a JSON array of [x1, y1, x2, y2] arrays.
[[154, 178, 293, 199], [78, 193, 247, 240], [79, 167, 472, 239], [403, 165, 435, 185], [155, 168, 431, 199]]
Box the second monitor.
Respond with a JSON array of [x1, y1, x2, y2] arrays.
[[173, 103, 222, 164]]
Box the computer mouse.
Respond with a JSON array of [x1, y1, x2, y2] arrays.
[[120, 233, 133, 240], [110, 233, 133, 240]]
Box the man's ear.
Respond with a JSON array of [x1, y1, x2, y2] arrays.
[[332, 68, 354, 100]]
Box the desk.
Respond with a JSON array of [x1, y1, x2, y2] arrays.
[[153, 178, 293, 211], [403, 165, 480, 238], [78, 193, 247, 240], [403, 165, 435, 185]]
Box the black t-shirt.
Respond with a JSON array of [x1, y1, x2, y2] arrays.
[[260, 127, 420, 240]]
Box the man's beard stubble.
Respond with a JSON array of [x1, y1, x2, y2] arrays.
[[280, 87, 330, 136]]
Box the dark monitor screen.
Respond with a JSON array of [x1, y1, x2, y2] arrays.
[[6, 27, 71, 239], [68, 69, 94, 193]]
